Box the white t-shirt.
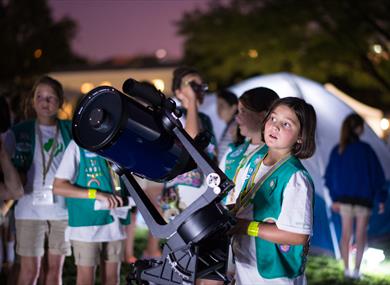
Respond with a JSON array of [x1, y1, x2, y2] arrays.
[[55, 140, 126, 242], [5, 124, 68, 220], [233, 162, 313, 285]]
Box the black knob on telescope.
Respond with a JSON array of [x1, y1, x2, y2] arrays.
[[122, 79, 165, 108]]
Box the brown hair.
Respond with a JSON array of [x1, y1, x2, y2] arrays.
[[239, 87, 279, 113], [171, 66, 202, 93], [262, 97, 317, 159], [25, 75, 64, 118], [339, 113, 364, 154]]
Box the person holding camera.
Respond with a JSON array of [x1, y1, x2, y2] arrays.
[[160, 67, 217, 221], [53, 140, 131, 285]]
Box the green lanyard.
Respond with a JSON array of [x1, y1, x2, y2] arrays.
[[227, 144, 263, 205], [36, 122, 59, 186], [231, 154, 291, 215], [232, 144, 263, 184]]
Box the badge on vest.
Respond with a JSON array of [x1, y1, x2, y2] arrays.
[[230, 146, 245, 158], [85, 151, 98, 158], [33, 185, 54, 205], [268, 179, 277, 195], [279, 244, 291, 253]]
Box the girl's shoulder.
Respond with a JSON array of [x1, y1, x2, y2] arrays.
[[284, 157, 314, 186], [11, 119, 35, 131]]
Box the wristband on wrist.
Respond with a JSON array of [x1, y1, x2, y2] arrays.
[[247, 221, 260, 237], [88, 189, 97, 199]]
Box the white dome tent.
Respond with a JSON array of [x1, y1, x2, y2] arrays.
[[200, 72, 390, 257]]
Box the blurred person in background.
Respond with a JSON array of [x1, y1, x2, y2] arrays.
[[161, 66, 217, 220], [216, 89, 243, 162], [4, 76, 72, 285], [325, 113, 387, 280], [0, 96, 23, 276]]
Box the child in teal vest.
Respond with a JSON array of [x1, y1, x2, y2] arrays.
[[54, 140, 131, 285], [220, 87, 279, 206], [228, 97, 317, 285], [4, 75, 72, 285]]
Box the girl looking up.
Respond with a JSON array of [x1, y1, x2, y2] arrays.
[[220, 87, 279, 206], [229, 97, 317, 285]]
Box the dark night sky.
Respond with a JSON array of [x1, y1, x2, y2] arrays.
[[49, 0, 209, 61]]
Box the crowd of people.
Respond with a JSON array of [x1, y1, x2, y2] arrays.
[[0, 66, 388, 285]]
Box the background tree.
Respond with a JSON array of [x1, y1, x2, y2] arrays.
[[177, 0, 390, 108], [0, 0, 85, 121]]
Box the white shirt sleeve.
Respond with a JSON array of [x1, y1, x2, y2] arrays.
[[55, 140, 80, 183], [276, 171, 313, 235]]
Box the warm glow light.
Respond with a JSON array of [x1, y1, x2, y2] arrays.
[[58, 102, 73, 120], [380, 118, 389, 130], [248, 49, 258, 58], [155, 49, 167, 59], [80, 82, 95, 94], [152, 79, 165, 92], [100, 81, 112, 86], [34, 49, 43, 59], [373, 44, 383, 54]]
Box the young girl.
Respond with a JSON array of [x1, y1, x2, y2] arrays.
[[229, 97, 317, 285], [4, 76, 72, 285], [163, 66, 217, 215], [216, 89, 241, 162], [220, 87, 279, 206], [53, 140, 131, 285], [325, 113, 386, 279]]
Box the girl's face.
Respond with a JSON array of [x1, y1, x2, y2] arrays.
[[236, 101, 264, 138], [33, 83, 60, 119], [264, 105, 301, 153], [217, 97, 237, 123]]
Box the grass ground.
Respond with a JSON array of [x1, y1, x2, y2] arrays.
[[61, 228, 390, 285]]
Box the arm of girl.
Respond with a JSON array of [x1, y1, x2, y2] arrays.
[[0, 138, 23, 200], [228, 218, 309, 245], [53, 178, 123, 209]]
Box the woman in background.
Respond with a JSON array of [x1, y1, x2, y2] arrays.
[[325, 113, 387, 279]]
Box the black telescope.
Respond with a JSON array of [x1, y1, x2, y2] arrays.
[[72, 80, 235, 285]]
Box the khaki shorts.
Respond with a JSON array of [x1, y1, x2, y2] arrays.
[[15, 219, 70, 257], [339, 203, 371, 218], [71, 239, 124, 267]]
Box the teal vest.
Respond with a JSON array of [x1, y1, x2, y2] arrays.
[[224, 140, 251, 180], [249, 156, 314, 279], [223, 142, 268, 204], [11, 119, 72, 171], [66, 148, 130, 227]]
